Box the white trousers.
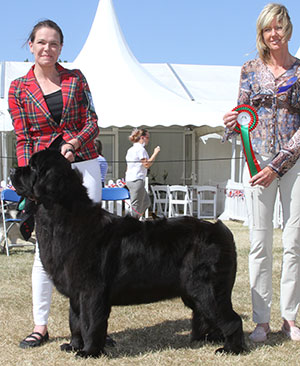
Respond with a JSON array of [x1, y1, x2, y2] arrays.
[[32, 158, 101, 325], [243, 156, 300, 324]]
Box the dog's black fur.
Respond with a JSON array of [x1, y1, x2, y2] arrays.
[[11, 149, 246, 358]]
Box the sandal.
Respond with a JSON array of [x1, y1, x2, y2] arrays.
[[19, 331, 49, 349]]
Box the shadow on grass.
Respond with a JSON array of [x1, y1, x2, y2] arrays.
[[51, 320, 292, 359], [52, 318, 243, 359], [109, 318, 193, 357], [0, 247, 35, 256], [244, 329, 287, 351]]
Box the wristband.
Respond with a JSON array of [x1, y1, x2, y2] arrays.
[[66, 142, 76, 151]]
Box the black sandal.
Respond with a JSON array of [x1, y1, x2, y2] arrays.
[[19, 331, 49, 349]]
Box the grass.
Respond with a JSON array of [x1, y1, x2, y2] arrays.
[[1, 221, 300, 366]]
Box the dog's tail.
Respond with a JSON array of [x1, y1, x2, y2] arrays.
[[211, 219, 237, 284], [213, 220, 235, 245]]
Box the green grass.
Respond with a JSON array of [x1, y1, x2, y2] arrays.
[[1, 221, 300, 366]]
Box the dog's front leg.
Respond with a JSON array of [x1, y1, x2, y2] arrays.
[[75, 291, 110, 358], [61, 298, 83, 353]]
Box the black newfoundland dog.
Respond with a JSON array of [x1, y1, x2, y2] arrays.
[[11, 149, 246, 358]]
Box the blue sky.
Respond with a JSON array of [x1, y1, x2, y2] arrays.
[[1, 0, 299, 66]]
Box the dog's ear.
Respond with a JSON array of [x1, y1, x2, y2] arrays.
[[10, 166, 37, 199], [30, 150, 74, 209], [32, 166, 61, 209]]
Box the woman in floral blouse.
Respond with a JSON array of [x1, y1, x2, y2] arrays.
[[223, 3, 300, 343]]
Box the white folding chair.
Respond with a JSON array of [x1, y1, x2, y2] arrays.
[[0, 189, 35, 256], [168, 185, 192, 218], [196, 186, 217, 219], [151, 185, 169, 217]]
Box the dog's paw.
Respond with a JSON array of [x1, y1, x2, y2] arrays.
[[215, 346, 247, 355], [206, 332, 225, 343], [75, 350, 104, 358], [60, 343, 75, 352], [75, 350, 91, 358]]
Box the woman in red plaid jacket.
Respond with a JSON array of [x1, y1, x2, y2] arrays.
[[8, 19, 102, 348]]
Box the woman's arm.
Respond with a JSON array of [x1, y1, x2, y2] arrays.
[[268, 128, 300, 176], [67, 70, 99, 150], [249, 131, 300, 187], [141, 146, 160, 169], [8, 81, 33, 167], [223, 63, 252, 138]]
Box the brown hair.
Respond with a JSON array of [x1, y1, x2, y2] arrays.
[[27, 19, 64, 45], [128, 128, 148, 143]]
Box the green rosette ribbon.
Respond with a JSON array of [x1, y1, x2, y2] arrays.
[[233, 104, 261, 177]]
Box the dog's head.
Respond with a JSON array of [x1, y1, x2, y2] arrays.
[[10, 149, 85, 209]]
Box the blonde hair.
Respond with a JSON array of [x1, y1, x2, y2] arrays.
[[256, 3, 292, 63], [128, 128, 148, 143]]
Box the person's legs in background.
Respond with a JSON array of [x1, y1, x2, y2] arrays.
[[126, 179, 150, 219]]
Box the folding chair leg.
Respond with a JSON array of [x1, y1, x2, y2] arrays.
[[4, 230, 10, 256]]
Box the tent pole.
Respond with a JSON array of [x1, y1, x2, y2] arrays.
[[2, 132, 8, 183], [0, 61, 5, 98], [166, 63, 195, 101]]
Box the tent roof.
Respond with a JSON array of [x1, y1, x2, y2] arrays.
[[73, 0, 233, 128], [0, 59, 241, 131], [143, 63, 241, 111]]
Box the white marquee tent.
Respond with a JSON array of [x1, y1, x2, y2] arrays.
[[74, 0, 237, 128]]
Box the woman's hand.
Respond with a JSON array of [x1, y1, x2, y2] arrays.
[[61, 143, 75, 162], [154, 146, 160, 155], [142, 146, 161, 169], [223, 111, 239, 131], [249, 166, 278, 187]]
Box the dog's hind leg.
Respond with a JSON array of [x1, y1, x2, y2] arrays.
[[75, 291, 110, 358], [213, 298, 246, 355], [183, 276, 246, 354], [61, 298, 83, 352], [202, 285, 246, 354], [191, 309, 209, 341], [183, 290, 224, 343], [192, 310, 225, 343]]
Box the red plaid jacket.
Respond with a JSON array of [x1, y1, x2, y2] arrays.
[[8, 63, 99, 167]]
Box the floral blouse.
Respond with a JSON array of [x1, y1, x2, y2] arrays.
[[229, 58, 300, 176]]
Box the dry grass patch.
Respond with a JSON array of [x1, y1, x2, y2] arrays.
[[1, 221, 300, 366]]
